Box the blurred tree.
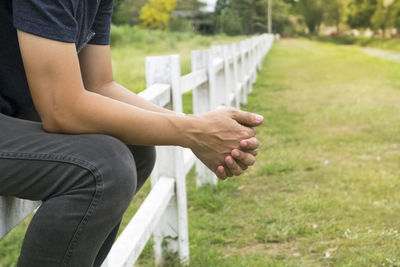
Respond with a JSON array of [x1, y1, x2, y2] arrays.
[[215, 0, 230, 15], [323, 0, 344, 33], [295, 0, 324, 34], [231, 0, 268, 34], [271, 0, 294, 34], [112, 0, 147, 25], [213, 0, 295, 35], [346, 0, 377, 29], [371, 1, 390, 36], [219, 9, 243, 35], [177, 0, 206, 13], [140, 0, 177, 30], [390, 0, 400, 34]]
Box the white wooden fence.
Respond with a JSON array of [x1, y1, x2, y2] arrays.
[[0, 34, 274, 266]]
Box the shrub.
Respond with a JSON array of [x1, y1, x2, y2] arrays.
[[219, 10, 243, 36], [167, 16, 194, 33]]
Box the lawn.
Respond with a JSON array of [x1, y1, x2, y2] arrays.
[[2, 35, 400, 266], [138, 39, 400, 266], [316, 35, 400, 53]]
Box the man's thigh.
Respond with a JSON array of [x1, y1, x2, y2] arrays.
[[0, 113, 135, 200]]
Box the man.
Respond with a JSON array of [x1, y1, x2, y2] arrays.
[[0, 0, 263, 266]]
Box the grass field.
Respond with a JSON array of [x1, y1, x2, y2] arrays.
[[316, 35, 400, 53], [2, 35, 400, 266], [135, 39, 400, 266]]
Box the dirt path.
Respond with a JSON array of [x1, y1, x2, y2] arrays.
[[358, 47, 400, 62]]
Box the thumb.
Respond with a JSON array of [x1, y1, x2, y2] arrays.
[[232, 110, 264, 127]]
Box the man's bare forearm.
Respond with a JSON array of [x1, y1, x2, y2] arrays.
[[92, 81, 176, 115], [45, 89, 192, 147]]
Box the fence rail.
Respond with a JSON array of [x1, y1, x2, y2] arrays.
[[0, 34, 274, 266]]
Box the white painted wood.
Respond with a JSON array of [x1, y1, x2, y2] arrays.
[[212, 58, 224, 74], [0, 198, 40, 238], [180, 69, 208, 94], [212, 45, 230, 107], [210, 48, 228, 110], [191, 50, 218, 186], [183, 148, 196, 176], [256, 37, 262, 71], [103, 177, 175, 267], [146, 55, 189, 266], [146, 55, 182, 113], [250, 38, 257, 84], [138, 83, 171, 107], [236, 43, 247, 105], [226, 45, 240, 109], [243, 40, 253, 94]]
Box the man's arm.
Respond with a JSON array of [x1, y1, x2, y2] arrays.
[[78, 44, 175, 114], [78, 44, 262, 176], [18, 31, 263, 178]]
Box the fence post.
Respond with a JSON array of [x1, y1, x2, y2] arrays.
[[210, 46, 229, 108], [191, 50, 218, 187], [239, 41, 250, 102], [146, 55, 189, 265], [225, 45, 240, 109], [234, 42, 246, 105], [256, 37, 262, 71], [250, 39, 257, 84]]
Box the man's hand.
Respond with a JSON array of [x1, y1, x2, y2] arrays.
[[217, 124, 262, 179], [188, 107, 263, 179], [217, 138, 260, 179]]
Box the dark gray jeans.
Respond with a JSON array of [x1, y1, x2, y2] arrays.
[[0, 111, 156, 267]]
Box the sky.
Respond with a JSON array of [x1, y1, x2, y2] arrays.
[[201, 0, 217, 12]]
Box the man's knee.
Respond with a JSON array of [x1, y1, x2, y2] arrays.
[[139, 146, 156, 180], [82, 135, 138, 215], [127, 145, 156, 191]]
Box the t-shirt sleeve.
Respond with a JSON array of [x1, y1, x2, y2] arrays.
[[89, 0, 114, 45], [12, 0, 78, 43]]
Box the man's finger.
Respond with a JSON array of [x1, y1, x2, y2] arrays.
[[249, 149, 258, 156], [225, 156, 243, 176], [240, 137, 259, 151], [231, 149, 256, 166], [216, 166, 228, 180], [232, 109, 264, 127], [236, 160, 248, 170]]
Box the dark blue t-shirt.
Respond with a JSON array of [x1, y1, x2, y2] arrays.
[[0, 0, 113, 117]]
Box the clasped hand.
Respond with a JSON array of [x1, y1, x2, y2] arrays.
[[188, 107, 263, 180]]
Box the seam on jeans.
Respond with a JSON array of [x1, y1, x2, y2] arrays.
[[0, 151, 104, 267]]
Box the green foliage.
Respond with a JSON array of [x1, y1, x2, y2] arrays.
[[391, 0, 400, 33], [112, 0, 147, 25], [176, 0, 206, 12], [271, 0, 295, 35], [323, 0, 344, 30], [110, 24, 195, 48], [346, 0, 377, 29], [167, 15, 195, 32], [214, 0, 295, 35], [371, 2, 390, 33], [295, 0, 324, 34], [219, 10, 243, 36], [139, 0, 177, 30]]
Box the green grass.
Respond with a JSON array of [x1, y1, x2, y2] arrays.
[[136, 39, 400, 266], [3, 34, 400, 266], [315, 35, 400, 52]]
